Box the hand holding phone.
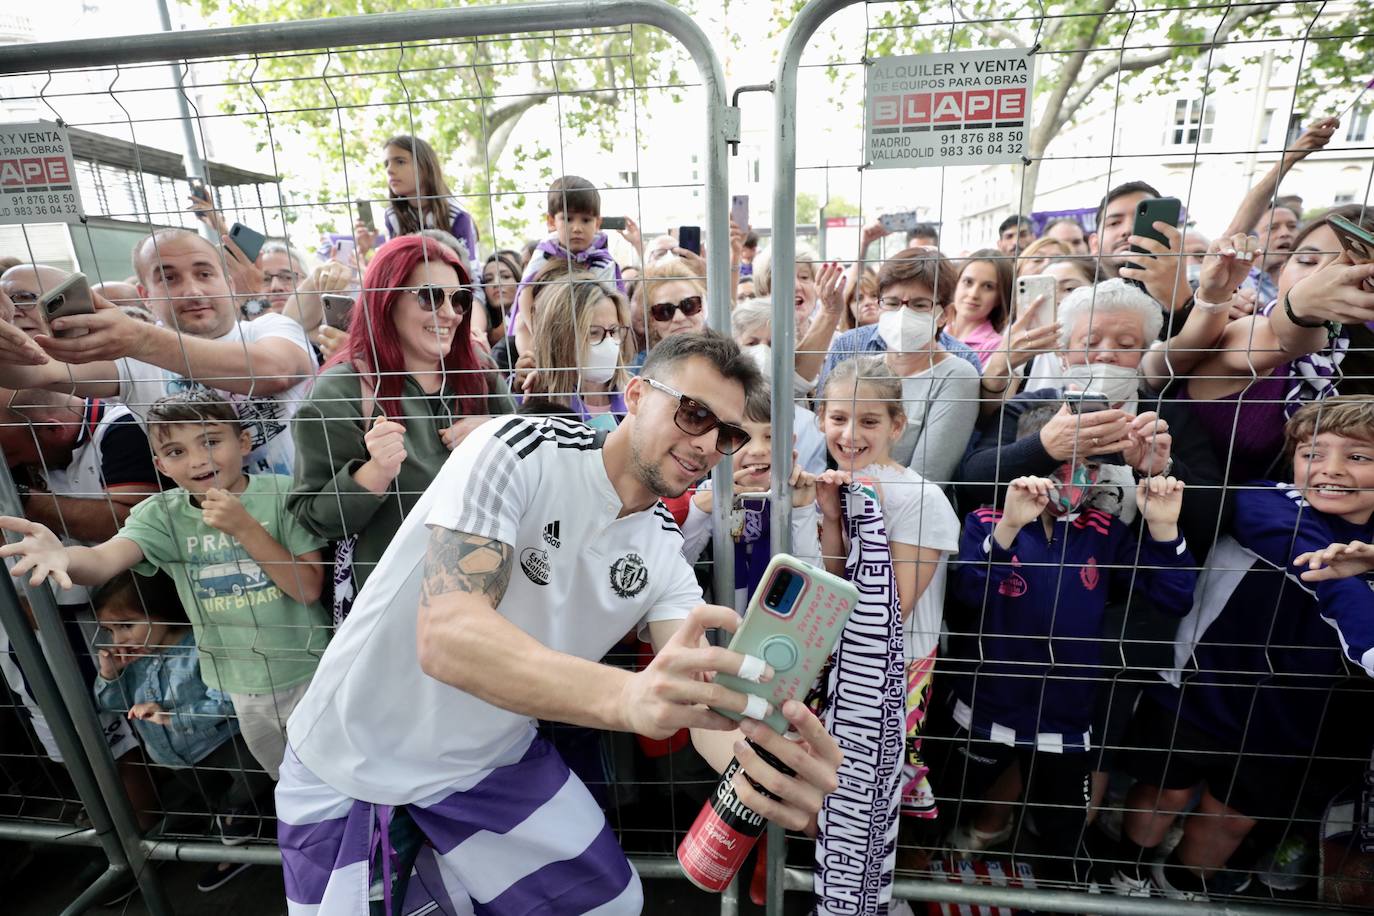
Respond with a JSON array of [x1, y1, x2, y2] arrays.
[[1124, 197, 1182, 291], [38, 273, 96, 339], [730, 195, 750, 232], [879, 211, 920, 233], [228, 223, 267, 263], [355, 199, 375, 232], [711, 554, 858, 735], [678, 225, 702, 256], [321, 293, 355, 331], [1016, 274, 1057, 330]]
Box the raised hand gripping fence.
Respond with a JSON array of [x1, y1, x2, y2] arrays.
[[0, 1, 744, 912], [767, 1, 1372, 915]]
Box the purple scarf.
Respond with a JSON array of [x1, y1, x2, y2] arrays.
[[508, 233, 624, 335]]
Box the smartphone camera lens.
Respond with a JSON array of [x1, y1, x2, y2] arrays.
[[764, 570, 793, 611]]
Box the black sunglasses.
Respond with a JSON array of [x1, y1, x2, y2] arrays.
[[409, 285, 474, 315], [644, 377, 749, 455], [649, 295, 704, 323]]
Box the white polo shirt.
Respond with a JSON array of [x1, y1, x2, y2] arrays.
[[115, 312, 316, 476], [287, 415, 703, 804]]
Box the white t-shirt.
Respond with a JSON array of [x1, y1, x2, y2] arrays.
[[115, 313, 316, 476], [855, 463, 960, 661], [287, 416, 703, 804]]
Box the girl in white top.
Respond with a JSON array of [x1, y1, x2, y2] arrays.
[[814, 355, 961, 820]]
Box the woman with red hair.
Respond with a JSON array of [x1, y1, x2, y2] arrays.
[[288, 235, 515, 621]]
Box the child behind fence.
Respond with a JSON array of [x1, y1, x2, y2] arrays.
[[815, 356, 962, 823], [0, 391, 331, 781], [93, 571, 272, 838], [511, 175, 622, 356], [939, 403, 1195, 881]]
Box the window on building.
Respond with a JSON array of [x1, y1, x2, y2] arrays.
[[1259, 109, 1275, 146], [1169, 98, 1215, 145], [618, 170, 639, 187], [1334, 193, 1355, 205], [1348, 107, 1370, 143]]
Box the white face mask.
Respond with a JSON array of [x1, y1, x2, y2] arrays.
[[744, 342, 816, 398], [580, 337, 620, 386], [1060, 361, 1140, 406], [877, 308, 937, 352]]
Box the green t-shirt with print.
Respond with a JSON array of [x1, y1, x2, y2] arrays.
[[118, 473, 330, 694]]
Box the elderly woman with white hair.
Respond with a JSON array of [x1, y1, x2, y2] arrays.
[[730, 298, 828, 475], [955, 278, 1227, 553]]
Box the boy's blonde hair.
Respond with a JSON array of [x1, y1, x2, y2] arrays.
[[818, 356, 906, 424], [1285, 395, 1374, 458], [531, 272, 632, 398]]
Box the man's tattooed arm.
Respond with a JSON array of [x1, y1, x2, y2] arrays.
[[419, 528, 513, 607]]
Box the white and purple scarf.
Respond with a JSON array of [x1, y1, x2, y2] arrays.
[[813, 481, 906, 914]]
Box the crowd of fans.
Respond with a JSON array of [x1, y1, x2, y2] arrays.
[[0, 111, 1371, 909]]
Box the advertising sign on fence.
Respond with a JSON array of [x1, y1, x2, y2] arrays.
[[0, 121, 84, 224], [865, 48, 1035, 169]]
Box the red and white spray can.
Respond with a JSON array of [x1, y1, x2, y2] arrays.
[[677, 741, 794, 892]]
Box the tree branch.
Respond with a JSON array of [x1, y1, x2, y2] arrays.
[[1059, 2, 1279, 125], [478, 88, 620, 167], [953, 2, 1022, 47], [1029, 0, 1117, 155]]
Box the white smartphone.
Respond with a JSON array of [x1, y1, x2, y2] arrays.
[[730, 195, 749, 230], [879, 211, 920, 233], [1016, 274, 1057, 330]]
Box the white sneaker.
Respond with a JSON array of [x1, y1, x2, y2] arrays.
[[1151, 862, 1208, 901], [946, 822, 1013, 860], [1108, 869, 1155, 897]]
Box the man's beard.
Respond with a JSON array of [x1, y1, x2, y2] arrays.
[[629, 436, 688, 499]]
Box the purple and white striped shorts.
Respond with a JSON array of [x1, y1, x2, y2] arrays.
[[276, 738, 642, 914]]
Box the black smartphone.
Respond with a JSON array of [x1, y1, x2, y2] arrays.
[[38, 272, 96, 338], [355, 199, 375, 231], [228, 222, 267, 263], [1124, 197, 1182, 290], [678, 225, 702, 255], [601, 216, 627, 231], [1065, 391, 1111, 415], [321, 293, 355, 331], [188, 176, 211, 205]]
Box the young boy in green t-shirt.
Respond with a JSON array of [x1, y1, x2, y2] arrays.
[[0, 391, 329, 780]]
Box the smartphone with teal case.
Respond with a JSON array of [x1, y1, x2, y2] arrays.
[[712, 554, 858, 734]]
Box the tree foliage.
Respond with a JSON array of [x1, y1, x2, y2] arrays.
[[185, 0, 687, 244]]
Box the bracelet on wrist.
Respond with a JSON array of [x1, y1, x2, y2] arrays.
[[1283, 291, 1338, 337], [1192, 290, 1233, 314]]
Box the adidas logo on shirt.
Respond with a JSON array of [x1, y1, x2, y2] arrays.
[[543, 521, 561, 549]]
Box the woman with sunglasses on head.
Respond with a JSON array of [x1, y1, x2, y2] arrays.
[[288, 236, 516, 618], [526, 272, 634, 431]]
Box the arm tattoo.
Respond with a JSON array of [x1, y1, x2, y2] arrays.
[[420, 528, 513, 607]]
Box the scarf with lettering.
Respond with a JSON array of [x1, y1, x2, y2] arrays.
[[812, 480, 905, 914]]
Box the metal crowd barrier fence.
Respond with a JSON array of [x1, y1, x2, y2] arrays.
[[0, 1, 743, 912], [767, 1, 1372, 915]]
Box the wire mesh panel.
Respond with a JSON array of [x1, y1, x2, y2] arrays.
[[768, 1, 1374, 914], [0, 2, 743, 912]]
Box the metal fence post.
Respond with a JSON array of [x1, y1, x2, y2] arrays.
[[0, 466, 172, 915], [767, 5, 863, 913], [0, 1, 735, 910]]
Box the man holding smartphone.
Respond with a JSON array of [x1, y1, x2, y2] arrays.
[[278, 331, 842, 914], [1092, 182, 1194, 322], [0, 228, 316, 476]]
